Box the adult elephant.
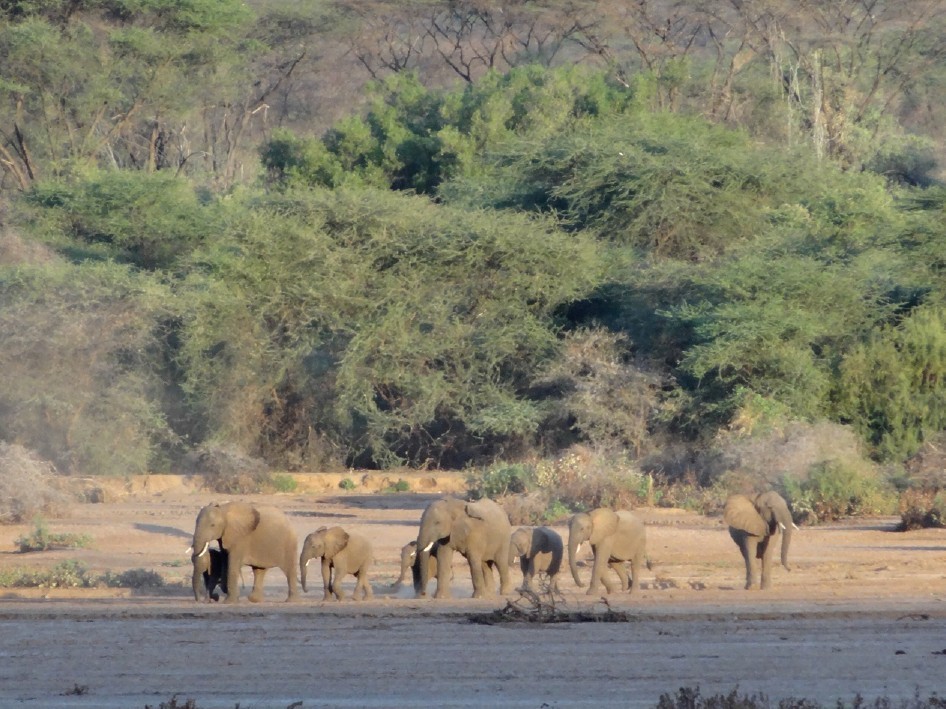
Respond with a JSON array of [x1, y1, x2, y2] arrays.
[[190, 501, 299, 604], [568, 508, 647, 595], [414, 497, 513, 599], [724, 491, 796, 590], [509, 526, 563, 593]]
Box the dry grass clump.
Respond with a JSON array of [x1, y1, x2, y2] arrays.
[[656, 686, 946, 709], [0, 442, 67, 524], [183, 444, 273, 494], [898, 489, 946, 531]]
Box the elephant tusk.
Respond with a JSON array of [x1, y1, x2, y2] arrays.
[[305, 558, 311, 567], [422, 542, 434, 553], [185, 546, 193, 556], [779, 522, 786, 531], [408, 551, 416, 560], [196, 542, 209, 558]]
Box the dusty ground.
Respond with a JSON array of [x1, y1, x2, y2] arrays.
[[1, 475, 945, 708]]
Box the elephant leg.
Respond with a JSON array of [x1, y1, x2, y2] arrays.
[[741, 538, 759, 589], [522, 558, 535, 592], [433, 545, 453, 599], [321, 558, 334, 601], [356, 570, 373, 601], [758, 536, 774, 590], [588, 544, 616, 595], [223, 557, 242, 604], [609, 560, 630, 592], [496, 553, 513, 595], [468, 553, 490, 598], [248, 567, 267, 603]]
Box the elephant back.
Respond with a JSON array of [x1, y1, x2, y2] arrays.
[[610, 510, 646, 560]]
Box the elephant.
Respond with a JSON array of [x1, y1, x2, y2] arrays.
[[300, 526, 373, 601], [392, 540, 442, 591], [414, 497, 513, 599], [191, 546, 229, 602], [190, 501, 299, 604], [568, 508, 648, 595], [724, 491, 796, 590], [509, 526, 563, 593]]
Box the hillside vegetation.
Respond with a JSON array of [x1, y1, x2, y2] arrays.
[[3, 1, 946, 521]]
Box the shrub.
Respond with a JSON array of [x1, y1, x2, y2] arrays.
[[186, 445, 272, 494], [99, 569, 165, 589], [338, 478, 357, 490], [383, 479, 410, 493], [268, 474, 298, 493], [15, 518, 91, 552], [781, 461, 895, 523], [898, 489, 946, 531], [532, 447, 654, 513], [0, 443, 66, 524], [466, 463, 534, 500], [0, 560, 96, 588]]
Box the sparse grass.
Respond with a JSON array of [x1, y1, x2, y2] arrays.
[[15, 517, 92, 552], [656, 686, 946, 709]]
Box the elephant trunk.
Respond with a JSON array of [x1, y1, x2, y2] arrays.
[[779, 521, 793, 571], [568, 535, 585, 587], [414, 536, 435, 596], [300, 551, 313, 592]]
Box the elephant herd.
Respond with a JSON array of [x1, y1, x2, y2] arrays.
[[188, 491, 796, 604]]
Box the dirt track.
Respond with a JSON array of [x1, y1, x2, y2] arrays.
[[1, 483, 945, 708]]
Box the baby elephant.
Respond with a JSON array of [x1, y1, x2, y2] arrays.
[[300, 526, 373, 601], [509, 526, 563, 593], [192, 546, 229, 602], [393, 540, 439, 591]]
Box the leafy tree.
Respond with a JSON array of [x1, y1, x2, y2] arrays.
[[177, 186, 605, 468]]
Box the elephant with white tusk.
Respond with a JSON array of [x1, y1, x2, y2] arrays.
[[724, 490, 797, 590], [414, 497, 513, 599], [190, 545, 229, 602], [190, 501, 298, 603]]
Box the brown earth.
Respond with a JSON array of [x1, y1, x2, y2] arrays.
[[1, 474, 945, 708]]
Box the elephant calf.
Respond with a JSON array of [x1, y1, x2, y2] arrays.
[[394, 541, 440, 591], [192, 546, 229, 602], [300, 526, 374, 601], [509, 526, 563, 593]]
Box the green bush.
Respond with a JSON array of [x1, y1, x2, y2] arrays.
[[383, 479, 410, 493], [268, 474, 298, 493], [781, 461, 895, 523], [99, 569, 165, 589], [0, 560, 96, 588], [339, 478, 357, 490], [466, 463, 534, 500], [15, 518, 91, 552]]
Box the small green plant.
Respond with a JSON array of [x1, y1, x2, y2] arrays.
[[15, 518, 92, 552], [0, 560, 96, 588], [542, 499, 571, 523], [781, 462, 895, 523], [338, 478, 357, 490], [383, 478, 410, 493], [269, 473, 298, 493]]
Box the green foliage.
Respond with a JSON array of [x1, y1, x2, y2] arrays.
[[22, 172, 222, 269], [0, 560, 96, 588], [0, 260, 176, 475], [268, 473, 298, 493], [383, 478, 410, 493], [838, 307, 946, 461], [178, 186, 604, 467], [99, 568, 165, 589], [781, 462, 895, 524], [466, 463, 534, 500], [15, 518, 91, 552], [338, 478, 357, 490]]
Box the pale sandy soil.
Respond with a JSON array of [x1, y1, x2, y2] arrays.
[[1, 476, 945, 708]]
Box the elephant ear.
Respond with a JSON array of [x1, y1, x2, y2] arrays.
[[589, 508, 619, 542], [221, 502, 261, 549], [325, 527, 350, 558], [723, 495, 768, 537]]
